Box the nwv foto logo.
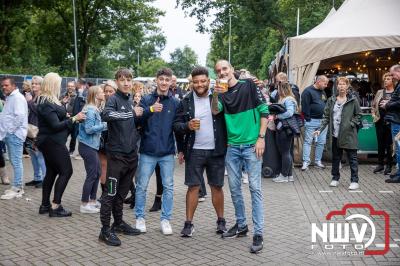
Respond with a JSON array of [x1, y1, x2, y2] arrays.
[[311, 204, 390, 256]]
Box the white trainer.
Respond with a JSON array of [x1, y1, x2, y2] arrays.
[[136, 218, 147, 233], [80, 204, 99, 214], [242, 173, 249, 184], [301, 162, 309, 171], [272, 174, 289, 183], [1, 187, 24, 200], [329, 180, 339, 187], [288, 176, 294, 182], [314, 161, 326, 169], [160, 219, 173, 235], [348, 182, 360, 190]]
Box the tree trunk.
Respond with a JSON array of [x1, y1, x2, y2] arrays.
[[79, 42, 89, 77]]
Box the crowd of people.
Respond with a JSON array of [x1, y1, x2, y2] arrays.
[[0, 61, 399, 254]]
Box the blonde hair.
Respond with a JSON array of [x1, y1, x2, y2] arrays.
[[22, 80, 31, 92], [32, 76, 43, 85], [382, 72, 393, 82], [132, 81, 144, 94], [278, 82, 298, 111], [39, 72, 62, 105], [336, 76, 350, 86], [85, 85, 104, 110]]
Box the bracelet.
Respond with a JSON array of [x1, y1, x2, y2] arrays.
[[150, 106, 154, 113]]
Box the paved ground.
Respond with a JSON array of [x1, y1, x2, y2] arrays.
[[0, 156, 399, 265]]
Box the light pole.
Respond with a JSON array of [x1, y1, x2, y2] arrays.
[[72, 0, 79, 78], [228, 10, 232, 63]]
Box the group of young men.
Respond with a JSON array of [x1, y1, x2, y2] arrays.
[[100, 60, 269, 254]]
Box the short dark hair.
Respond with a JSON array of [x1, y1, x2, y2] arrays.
[[1, 76, 16, 86], [156, 68, 173, 78], [115, 68, 133, 80], [191, 66, 209, 78], [77, 78, 87, 85]]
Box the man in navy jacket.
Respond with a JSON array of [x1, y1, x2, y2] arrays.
[[135, 68, 181, 235]]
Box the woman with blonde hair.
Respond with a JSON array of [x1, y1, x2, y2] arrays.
[[132, 81, 144, 95], [272, 81, 298, 183], [371, 72, 394, 174], [78, 85, 107, 213], [37, 72, 86, 217], [25, 76, 46, 188], [314, 77, 361, 190]]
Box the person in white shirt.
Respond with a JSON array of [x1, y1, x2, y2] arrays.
[[0, 77, 28, 199]]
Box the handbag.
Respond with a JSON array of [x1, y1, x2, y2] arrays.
[[27, 124, 39, 139]]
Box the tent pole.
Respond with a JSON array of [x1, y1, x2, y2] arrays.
[[296, 8, 300, 36]]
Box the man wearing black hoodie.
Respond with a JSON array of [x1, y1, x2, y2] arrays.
[[98, 69, 143, 246]]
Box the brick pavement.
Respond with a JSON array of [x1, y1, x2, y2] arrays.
[[0, 157, 399, 265]]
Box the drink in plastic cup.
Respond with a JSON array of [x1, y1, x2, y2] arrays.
[[218, 79, 228, 93], [193, 118, 201, 130]]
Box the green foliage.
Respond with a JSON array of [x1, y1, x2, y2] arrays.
[[0, 0, 166, 77], [168, 46, 198, 78], [138, 57, 168, 77], [177, 0, 345, 79]]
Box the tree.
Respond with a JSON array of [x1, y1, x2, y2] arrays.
[[168, 46, 198, 77], [0, 0, 166, 78], [177, 0, 345, 79], [138, 57, 168, 77]]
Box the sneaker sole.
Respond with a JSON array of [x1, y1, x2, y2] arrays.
[[272, 180, 289, 183], [1, 194, 23, 200], [98, 236, 121, 246], [181, 228, 195, 237]]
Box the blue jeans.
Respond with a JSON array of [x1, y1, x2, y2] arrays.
[[303, 118, 328, 163], [4, 134, 24, 188], [225, 144, 264, 236], [28, 149, 46, 182], [135, 154, 174, 221], [391, 123, 400, 176]]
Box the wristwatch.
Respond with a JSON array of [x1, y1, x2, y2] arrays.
[[258, 134, 265, 139]]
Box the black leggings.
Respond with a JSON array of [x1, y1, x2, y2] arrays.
[[39, 139, 73, 205], [375, 120, 393, 165], [276, 130, 294, 176]]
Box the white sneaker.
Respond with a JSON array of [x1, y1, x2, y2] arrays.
[[329, 180, 339, 187], [301, 162, 309, 171], [1, 187, 24, 200], [136, 218, 147, 233], [348, 182, 360, 190], [288, 176, 294, 182], [272, 174, 289, 183], [89, 201, 101, 209], [314, 161, 325, 169], [198, 197, 205, 202], [242, 173, 249, 184], [80, 204, 99, 214], [160, 219, 173, 235], [224, 169, 228, 176], [74, 155, 83, 160]]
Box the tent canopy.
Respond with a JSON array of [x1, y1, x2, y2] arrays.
[[288, 0, 400, 90]]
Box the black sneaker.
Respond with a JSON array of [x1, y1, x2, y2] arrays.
[[221, 223, 248, 238], [384, 165, 392, 175], [216, 218, 227, 234], [373, 165, 384, 173], [26, 180, 41, 186], [39, 204, 51, 214], [99, 227, 121, 246], [35, 182, 43, 188], [112, 220, 141, 236], [385, 176, 400, 183], [49, 205, 72, 217], [181, 221, 194, 237], [250, 234, 263, 253]]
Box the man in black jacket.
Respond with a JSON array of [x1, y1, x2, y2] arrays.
[[173, 66, 227, 237], [385, 65, 400, 183], [98, 69, 143, 246]]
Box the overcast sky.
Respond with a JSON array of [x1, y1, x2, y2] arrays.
[[153, 0, 211, 65]]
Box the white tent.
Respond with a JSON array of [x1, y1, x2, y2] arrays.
[[288, 0, 400, 91]]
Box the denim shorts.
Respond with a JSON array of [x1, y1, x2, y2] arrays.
[[185, 149, 225, 187]]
